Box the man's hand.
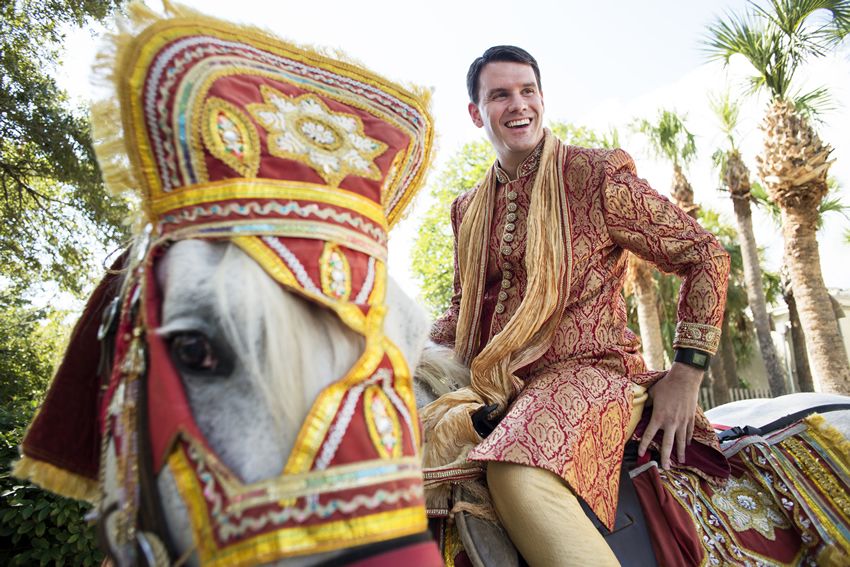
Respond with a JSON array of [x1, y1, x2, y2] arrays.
[[637, 362, 704, 470]]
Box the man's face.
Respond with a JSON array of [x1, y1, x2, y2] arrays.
[[468, 61, 545, 171]]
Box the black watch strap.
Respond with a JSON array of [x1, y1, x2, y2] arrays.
[[674, 347, 711, 371]]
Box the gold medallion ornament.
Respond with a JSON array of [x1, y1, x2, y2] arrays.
[[710, 474, 789, 540], [248, 86, 388, 187]]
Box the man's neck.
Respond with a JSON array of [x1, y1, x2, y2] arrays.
[[496, 145, 539, 181]]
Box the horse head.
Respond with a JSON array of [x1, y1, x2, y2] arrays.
[[15, 4, 442, 565]]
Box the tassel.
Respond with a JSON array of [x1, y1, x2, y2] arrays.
[[122, 327, 146, 376]]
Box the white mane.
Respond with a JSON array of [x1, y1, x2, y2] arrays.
[[213, 244, 365, 434]]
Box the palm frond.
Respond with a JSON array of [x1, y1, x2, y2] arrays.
[[791, 85, 835, 120], [817, 194, 850, 229], [629, 110, 696, 169], [712, 148, 730, 183], [751, 181, 783, 226]]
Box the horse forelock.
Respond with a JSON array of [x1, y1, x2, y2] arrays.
[[212, 243, 366, 433], [154, 240, 365, 480]]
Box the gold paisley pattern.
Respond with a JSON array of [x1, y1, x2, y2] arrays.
[[363, 386, 402, 459], [431, 144, 730, 528], [201, 97, 260, 178], [319, 242, 352, 301]]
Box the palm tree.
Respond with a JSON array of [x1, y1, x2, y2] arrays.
[[631, 109, 700, 217], [709, 91, 787, 396], [623, 255, 667, 370], [751, 179, 848, 391], [705, 0, 850, 394]]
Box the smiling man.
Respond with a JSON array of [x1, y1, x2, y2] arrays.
[[423, 46, 732, 566]]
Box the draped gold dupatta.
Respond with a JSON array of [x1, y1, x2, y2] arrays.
[[421, 129, 573, 506]]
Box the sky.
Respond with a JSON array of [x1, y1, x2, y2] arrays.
[[55, 0, 850, 302]]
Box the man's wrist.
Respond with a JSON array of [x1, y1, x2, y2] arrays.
[[673, 347, 711, 372]]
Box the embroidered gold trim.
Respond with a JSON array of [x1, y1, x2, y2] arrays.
[[247, 86, 388, 188], [383, 335, 421, 448], [150, 178, 386, 228], [363, 386, 402, 459], [167, 448, 426, 566], [283, 307, 388, 475], [201, 97, 260, 178], [319, 243, 352, 301], [783, 436, 850, 523], [673, 321, 721, 354], [123, 23, 430, 211]]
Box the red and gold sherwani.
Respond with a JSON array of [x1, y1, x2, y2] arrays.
[[430, 141, 730, 527]]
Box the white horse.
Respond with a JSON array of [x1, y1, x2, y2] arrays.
[[99, 237, 850, 566], [100, 239, 432, 566]]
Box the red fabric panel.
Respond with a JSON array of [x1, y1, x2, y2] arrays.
[[633, 406, 731, 479], [143, 252, 209, 472], [21, 252, 129, 480], [343, 541, 443, 567], [632, 465, 704, 566]]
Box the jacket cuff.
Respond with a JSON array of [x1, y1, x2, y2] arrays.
[[673, 322, 720, 355]]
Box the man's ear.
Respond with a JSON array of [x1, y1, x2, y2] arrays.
[[468, 102, 483, 128]]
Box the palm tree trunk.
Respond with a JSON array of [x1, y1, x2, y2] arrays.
[[732, 196, 787, 396], [780, 207, 850, 393], [627, 256, 666, 371], [720, 312, 739, 391], [784, 286, 815, 392], [709, 346, 730, 406]]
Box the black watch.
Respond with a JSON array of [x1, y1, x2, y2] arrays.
[[674, 347, 711, 371]]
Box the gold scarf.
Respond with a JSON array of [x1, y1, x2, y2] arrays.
[[421, 129, 571, 492], [455, 128, 569, 413]]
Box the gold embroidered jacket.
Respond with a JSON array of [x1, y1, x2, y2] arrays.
[[430, 143, 730, 527]]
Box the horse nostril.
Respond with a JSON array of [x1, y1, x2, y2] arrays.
[[171, 333, 219, 372]]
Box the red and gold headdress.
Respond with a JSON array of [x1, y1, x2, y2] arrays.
[[15, 2, 437, 565]]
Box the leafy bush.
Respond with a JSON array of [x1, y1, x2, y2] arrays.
[[0, 400, 104, 566]]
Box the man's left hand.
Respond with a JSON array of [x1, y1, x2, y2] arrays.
[[637, 362, 704, 470]]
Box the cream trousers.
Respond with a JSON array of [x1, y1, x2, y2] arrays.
[[486, 384, 647, 567]]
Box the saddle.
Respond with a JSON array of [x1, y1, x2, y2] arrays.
[[447, 441, 658, 567]]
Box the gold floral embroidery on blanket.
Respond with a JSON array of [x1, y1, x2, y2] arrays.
[[202, 97, 261, 178], [711, 474, 789, 540], [248, 85, 388, 187]]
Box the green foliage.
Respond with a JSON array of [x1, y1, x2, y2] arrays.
[[0, 400, 104, 566], [1, 0, 131, 296], [548, 121, 620, 149], [629, 109, 697, 170], [0, 292, 70, 405], [703, 0, 850, 106], [752, 178, 849, 229], [411, 140, 495, 318]]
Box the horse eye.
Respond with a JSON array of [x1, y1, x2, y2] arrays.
[[170, 333, 218, 372]]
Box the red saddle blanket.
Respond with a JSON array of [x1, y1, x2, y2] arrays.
[[632, 415, 850, 566]]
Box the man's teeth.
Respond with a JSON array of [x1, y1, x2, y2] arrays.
[[506, 119, 531, 128]]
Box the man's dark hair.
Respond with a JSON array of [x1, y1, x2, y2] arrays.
[[466, 46, 542, 105]]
